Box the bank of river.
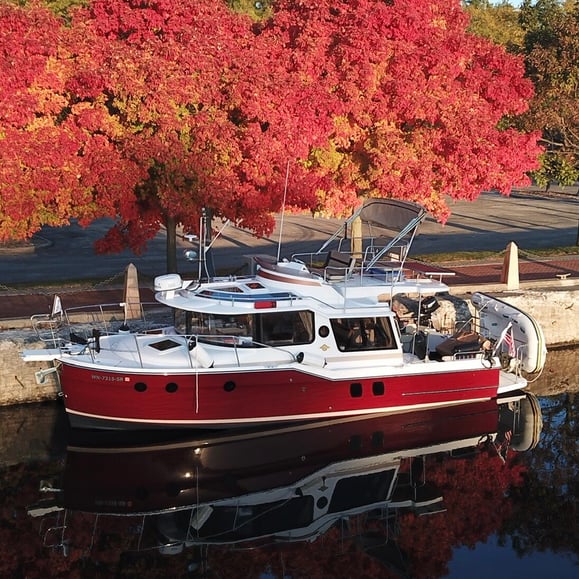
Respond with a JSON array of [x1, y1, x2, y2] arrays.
[[526, 344, 579, 396]]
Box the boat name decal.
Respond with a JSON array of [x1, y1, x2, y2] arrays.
[[90, 374, 130, 382]]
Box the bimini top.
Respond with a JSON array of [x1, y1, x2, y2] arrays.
[[317, 198, 426, 270]]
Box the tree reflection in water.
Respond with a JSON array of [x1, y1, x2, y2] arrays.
[[499, 393, 577, 559], [0, 386, 576, 578]]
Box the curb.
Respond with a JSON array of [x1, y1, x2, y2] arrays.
[[0, 236, 52, 255]]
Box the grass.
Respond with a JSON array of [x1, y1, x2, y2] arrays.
[[413, 245, 579, 263], [1, 246, 577, 292]]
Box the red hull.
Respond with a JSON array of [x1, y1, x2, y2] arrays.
[[60, 362, 501, 429], [63, 399, 500, 513]]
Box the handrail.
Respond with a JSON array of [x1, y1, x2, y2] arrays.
[[31, 301, 171, 349], [107, 331, 297, 370], [292, 250, 450, 286], [42, 320, 298, 370]]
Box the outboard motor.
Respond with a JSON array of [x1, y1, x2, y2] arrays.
[[418, 296, 440, 326]]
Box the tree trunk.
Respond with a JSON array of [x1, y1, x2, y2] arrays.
[[166, 214, 177, 273]]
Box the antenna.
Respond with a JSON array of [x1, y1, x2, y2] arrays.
[[277, 160, 291, 262]]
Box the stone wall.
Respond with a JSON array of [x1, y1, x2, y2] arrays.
[[0, 402, 67, 466], [528, 345, 578, 396], [0, 331, 60, 406], [494, 289, 577, 348]]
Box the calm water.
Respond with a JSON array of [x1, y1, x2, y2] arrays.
[[0, 350, 576, 579]]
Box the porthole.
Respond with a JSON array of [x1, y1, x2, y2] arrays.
[[349, 434, 362, 451], [135, 382, 147, 392], [318, 325, 330, 338], [350, 382, 362, 397], [372, 381, 385, 396], [224, 381, 236, 392], [371, 431, 384, 449], [165, 382, 178, 393]]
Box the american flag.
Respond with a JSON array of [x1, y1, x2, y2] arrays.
[[503, 326, 516, 357], [495, 429, 513, 462]]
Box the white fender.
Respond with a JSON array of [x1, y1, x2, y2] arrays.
[[190, 343, 214, 368], [296, 351, 326, 368]]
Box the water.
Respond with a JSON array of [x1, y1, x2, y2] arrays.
[[0, 349, 576, 579]]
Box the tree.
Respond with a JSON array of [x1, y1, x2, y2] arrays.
[[0, 0, 336, 271], [463, 1, 526, 50], [517, 0, 579, 189], [0, 3, 145, 240], [0, 0, 541, 271], [0, 0, 91, 251], [273, 0, 541, 220]]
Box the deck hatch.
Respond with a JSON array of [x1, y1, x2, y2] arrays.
[[148, 339, 181, 352], [197, 290, 297, 302]]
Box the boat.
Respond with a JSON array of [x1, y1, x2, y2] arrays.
[[21, 198, 547, 430], [28, 393, 541, 555]]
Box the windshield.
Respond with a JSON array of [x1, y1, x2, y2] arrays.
[[175, 310, 315, 347]]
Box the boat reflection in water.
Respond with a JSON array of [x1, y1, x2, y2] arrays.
[[29, 392, 542, 567]]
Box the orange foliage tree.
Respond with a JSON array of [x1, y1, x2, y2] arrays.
[[272, 0, 542, 219], [0, 0, 541, 266]]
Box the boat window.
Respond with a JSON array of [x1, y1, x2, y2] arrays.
[[196, 496, 314, 540], [199, 286, 243, 294], [149, 339, 181, 352], [331, 316, 397, 351], [173, 310, 314, 348], [328, 470, 396, 512], [259, 311, 315, 346], [174, 311, 254, 343]]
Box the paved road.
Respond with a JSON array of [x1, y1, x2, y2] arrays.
[[0, 191, 577, 287]]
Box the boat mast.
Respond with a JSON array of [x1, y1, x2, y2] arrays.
[[276, 160, 291, 262]]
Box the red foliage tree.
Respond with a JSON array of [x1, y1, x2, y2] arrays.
[[0, 0, 336, 260], [270, 0, 542, 220], [0, 2, 145, 241], [77, 0, 338, 254], [0, 0, 541, 264]]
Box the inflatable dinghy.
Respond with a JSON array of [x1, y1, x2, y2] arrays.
[[471, 292, 547, 374]]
